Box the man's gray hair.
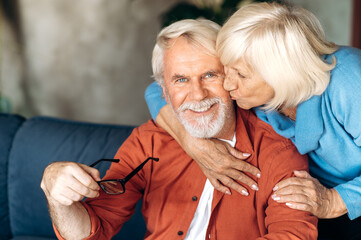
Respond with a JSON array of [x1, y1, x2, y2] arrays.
[[152, 19, 221, 85]]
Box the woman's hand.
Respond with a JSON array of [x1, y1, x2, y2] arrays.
[[183, 136, 261, 196], [272, 170, 347, 218]]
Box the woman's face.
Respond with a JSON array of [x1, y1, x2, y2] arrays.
[[223, 59, 275, 110]]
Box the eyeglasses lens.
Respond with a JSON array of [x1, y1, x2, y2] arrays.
[[100, 181, 125, 194]]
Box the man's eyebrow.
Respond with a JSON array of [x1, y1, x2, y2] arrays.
[[205, 70, 221, 74], [171, 74, 187, 80]]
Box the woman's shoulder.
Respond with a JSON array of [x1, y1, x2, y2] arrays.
[[332, 46, 361, 57], [331, 46, 361, 69], [326, 46, 361, 90]]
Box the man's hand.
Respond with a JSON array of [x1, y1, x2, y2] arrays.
[[271, 170, 347, 218], [183, 137, 261, 196], [41, 161, 101, 206]]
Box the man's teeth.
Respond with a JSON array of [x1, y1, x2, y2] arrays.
[[191, 105, 211, 112]]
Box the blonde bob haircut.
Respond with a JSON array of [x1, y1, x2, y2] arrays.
[[217, 2, 338, 110], [152, 19, 221, 85]]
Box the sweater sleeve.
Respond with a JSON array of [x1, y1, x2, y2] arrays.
[[328, 48, 361, 220], [145, 82, 167, 121]]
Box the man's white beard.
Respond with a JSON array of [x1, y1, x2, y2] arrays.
[[170, 96, 229, 138]]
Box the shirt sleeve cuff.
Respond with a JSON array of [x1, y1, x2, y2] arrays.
[[144, 82, 167, 121]]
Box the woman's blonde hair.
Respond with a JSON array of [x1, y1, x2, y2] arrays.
[[217, 2, 338, 110], [152, 19, 220, 85]]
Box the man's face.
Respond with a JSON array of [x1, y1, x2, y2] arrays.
[[162, 37, 234, 138]]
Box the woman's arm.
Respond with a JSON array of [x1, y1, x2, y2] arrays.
[[145, 82, 261, 195]]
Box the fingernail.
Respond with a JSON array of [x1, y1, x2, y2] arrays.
[[241, 190, 249, 196], [225, 190, 231, 195], [286, 202, 292, 206], [272, 194, 280, 201], [252, 184, 259, 191], [256, 173, 261, 179], [243, 153, 251, 157], [273, 186, 278, 191]]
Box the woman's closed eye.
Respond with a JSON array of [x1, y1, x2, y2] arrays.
[[237, 72, 246, 78]]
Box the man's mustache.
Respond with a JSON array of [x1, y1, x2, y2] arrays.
[[177, 98, 221, 112]]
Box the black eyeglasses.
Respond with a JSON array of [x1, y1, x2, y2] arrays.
[[89, 157, 159, 194]]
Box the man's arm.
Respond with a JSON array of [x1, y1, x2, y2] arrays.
[[258, 143, 318, 240], [41, 162, 101, 240]]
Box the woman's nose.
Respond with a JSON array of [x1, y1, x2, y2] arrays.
[[223, 72, 237, 92]]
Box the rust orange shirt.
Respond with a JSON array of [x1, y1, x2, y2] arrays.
[[55, 108, 317, 240]]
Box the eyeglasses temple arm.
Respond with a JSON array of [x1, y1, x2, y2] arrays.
[[90, 159, 120, 168], [122, 157, 159, 184]]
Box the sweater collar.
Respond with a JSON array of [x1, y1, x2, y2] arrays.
[[295, 95, 324, 154], [254, 95, 323, 154]]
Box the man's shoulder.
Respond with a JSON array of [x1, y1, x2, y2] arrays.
[[133, 119, 171, 136], [114, 119, 178, 162], [236, 108, 307, 170], [237, 108, 292, 143], [127, 119, 176, 149]]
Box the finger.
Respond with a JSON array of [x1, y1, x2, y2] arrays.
[[284, 202, 313, 214], [51, 185, 84, 205], [232, 160, 261, 179], [71, 165, 100, 191], [294, 170, 311, 178], [208, 177, 231, 195], [80, 164, 101, 181], [272, 192, 310, 204], [225, 144, 251, 159], [225, 169, 259, 191], [273, 177, 308, 191], [69, 176, 100, 198], [53, 193, 74, 206], [217, 175, 249, 196], [274, 184, 307, 197]]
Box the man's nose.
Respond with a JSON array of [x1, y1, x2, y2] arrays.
[[190, 80, 207, 101]]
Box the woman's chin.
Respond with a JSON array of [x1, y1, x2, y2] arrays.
[[236, 101, 252, 110]]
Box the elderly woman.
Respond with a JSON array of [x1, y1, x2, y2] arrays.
[[145, 2, 361, 239]]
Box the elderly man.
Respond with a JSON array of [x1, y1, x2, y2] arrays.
[[41, 19, 317, 240]]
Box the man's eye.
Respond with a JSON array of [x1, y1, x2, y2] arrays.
[[176, 78, 187, 83], [205, 73, 216, 78]]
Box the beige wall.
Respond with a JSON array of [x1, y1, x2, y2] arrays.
[[1, 0, 182, 125], [0, 0, 353, 125], [291, 0, 352, 45]]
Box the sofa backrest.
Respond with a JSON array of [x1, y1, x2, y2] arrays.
[[0, 114, 25, 240], [3, 115, 146, 239]]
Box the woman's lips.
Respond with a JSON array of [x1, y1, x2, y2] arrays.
[[229, 94, 237, 100]]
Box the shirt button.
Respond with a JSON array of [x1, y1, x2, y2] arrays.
[[177, 231, 183, 236], [192, 196, 198, 201]]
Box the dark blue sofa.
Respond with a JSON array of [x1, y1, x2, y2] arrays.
[[0, 113, 146, 240]]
